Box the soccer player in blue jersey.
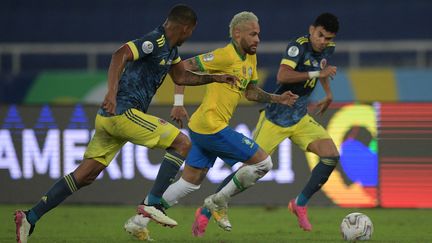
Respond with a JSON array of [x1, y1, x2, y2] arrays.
[[14, 4, 238, 243], [123, 11, 299, 240], [190, 13, 340, 235]]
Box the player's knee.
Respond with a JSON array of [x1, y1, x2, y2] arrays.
[[172, 132, 191, 156], [253, 156, 273, 176], [321, 156, 340, 166], [236, 156, 273, 188]]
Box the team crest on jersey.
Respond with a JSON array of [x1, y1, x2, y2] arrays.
[[142, 41, 154, 54], [202, 53, 214, 62], [158, 118, 168, 125], [287, 46, 299, 57], [320, 58, 327, 69], [248, 67, 253, 78]]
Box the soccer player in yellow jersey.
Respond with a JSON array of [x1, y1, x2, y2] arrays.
[[14, 5, 238, 243], [194, 13, 340, 235], [124, 11, 299, 239]]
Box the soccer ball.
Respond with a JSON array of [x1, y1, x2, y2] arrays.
[[340, 212, 373, 241]]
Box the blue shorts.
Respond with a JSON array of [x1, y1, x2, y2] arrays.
[[186, 126, 259, 169]]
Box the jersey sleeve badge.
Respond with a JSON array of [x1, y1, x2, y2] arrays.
[[287, 46, 299, 57], [142, 41, 154, 54], [202, 53, 214, 62]]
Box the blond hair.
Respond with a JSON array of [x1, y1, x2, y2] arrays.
[[229, 11, 259, 38]]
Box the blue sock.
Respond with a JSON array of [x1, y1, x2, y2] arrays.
[[295, 193, 309, 206], [26, 210, 39, 225], [27, 173, 80, 225], [146, 150, 184, 205], [296, 157, 338, 206], [200, 207, 212, 219]]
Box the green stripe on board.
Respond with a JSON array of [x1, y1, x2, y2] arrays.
[[25, 71, 106, 104]]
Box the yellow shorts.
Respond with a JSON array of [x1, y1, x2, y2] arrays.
[[253, 111, 331, 154], [84, 108, 180, 166]]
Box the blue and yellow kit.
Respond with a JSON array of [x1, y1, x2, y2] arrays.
[[264, 34, 335, 127], [85, 26, 182, 165], [99, 25, 181, 116], [188, 42, 258, 134], [186, 42, 260, 168], [253, 35, 335, 153]]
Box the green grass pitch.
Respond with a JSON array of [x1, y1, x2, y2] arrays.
[[1, 205, 431, 242]]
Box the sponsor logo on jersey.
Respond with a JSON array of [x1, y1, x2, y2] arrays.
[[202, 53, 214, 62], [142, 41, 154, 54], [287, 46, 299, 57], [312, 60, 319, 67]]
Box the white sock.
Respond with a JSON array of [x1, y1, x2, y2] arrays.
[[214, 180, 237, 205], [162, 177, 201, 207], [133, 214, 151, 227], [214, 156, 272, 205]]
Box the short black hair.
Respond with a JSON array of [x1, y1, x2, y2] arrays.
[[167, 4, 197, 26], [313, 13, 339, 34]]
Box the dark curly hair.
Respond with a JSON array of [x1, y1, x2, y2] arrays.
[[313, 13, 339, 34]]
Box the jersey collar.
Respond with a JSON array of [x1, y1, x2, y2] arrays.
[[230, 40, 246, 61]]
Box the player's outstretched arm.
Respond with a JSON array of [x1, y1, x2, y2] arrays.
[[168, 57, 200, 128], [277, 64, 337, 84], [245, 83, 299, 106], [169, 60, 238, 86], [102, 44, 134, 115]]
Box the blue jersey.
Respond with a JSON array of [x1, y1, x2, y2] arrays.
[[99, 25, 181, 116], [265, 35, 335, 127]]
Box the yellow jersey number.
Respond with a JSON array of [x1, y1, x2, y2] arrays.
[[304, 78, 317, 89]]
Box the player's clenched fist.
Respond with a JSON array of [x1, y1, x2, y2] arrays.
[[279, 91, 299, 106], [319, 65, 337, 79]]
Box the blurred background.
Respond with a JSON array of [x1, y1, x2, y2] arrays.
[[1, 0, 431, 208]]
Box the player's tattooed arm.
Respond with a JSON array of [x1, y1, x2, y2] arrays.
[[245, 83, 299, 106], [245, 83, 273, 103], [183, 57, 201, 72], [170, 60, 238, 86]]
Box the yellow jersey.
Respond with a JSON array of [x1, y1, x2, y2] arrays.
[[188, 42, 259, 134]]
